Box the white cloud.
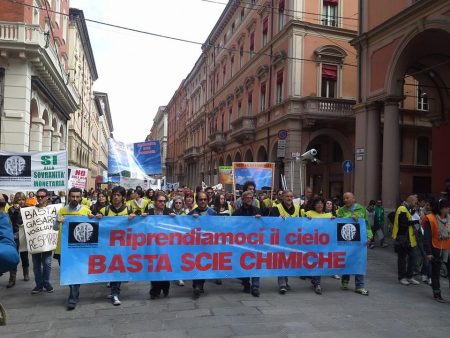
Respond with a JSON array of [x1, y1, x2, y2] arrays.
[[70, 0, 224, 143]]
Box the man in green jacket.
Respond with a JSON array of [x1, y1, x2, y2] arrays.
[[336, 192, 373, 295]]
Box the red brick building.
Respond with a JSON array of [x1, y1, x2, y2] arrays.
[[164, 0, 359, 197], [353, 0, 449, 208]]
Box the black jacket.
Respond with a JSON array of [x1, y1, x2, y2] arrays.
[[232, 205, 261, 217]]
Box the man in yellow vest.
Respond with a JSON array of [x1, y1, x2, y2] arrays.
[[392, 195, 420, 286], [97, 186, 135, 306], [54, 187, 93, 310], [269, 190, 302, 294]]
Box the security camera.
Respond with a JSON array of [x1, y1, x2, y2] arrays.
[[300, 149, 317, 160]]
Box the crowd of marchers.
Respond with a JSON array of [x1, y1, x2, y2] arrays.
[[0, 181, 449, 311]]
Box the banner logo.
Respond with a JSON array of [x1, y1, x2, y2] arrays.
[[69, 222, 99, 247], [337, 223, 360, 242]]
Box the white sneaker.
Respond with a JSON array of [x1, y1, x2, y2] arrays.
[[428, 278, 432, 285], [332, 275, 341, 280], [421, 275, 428, 283], [112, 295, 121, 306], [177, 280, 185, 286], [407, 278, 420, 285], [399, 278, 410, 285]]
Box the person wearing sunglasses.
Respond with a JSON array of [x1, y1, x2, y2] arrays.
[[30, 189, 55, 295], [146, 192, 176, 299], [188, 191, 217, 298]]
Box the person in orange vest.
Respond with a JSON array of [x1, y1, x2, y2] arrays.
[[423, 199, 450, 302]]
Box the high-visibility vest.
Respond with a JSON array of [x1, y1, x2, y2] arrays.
[[276, 203, 301, 217], [426, 213, 450, 250], [392, 205, 417, 247]]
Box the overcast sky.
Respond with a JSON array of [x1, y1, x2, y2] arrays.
[[71, 0, 224, 144]]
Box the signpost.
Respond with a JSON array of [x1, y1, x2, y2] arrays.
[[342, 160, 353, 174]]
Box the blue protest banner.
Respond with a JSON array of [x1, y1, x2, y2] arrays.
[[60, 216, 367, 285]]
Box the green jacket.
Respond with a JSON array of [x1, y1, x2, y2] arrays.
[[337, 203, 373, 240]]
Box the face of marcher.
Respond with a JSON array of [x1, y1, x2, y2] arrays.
[[325, 201, 333, 211], [36, 192, 48, 207], [220, 195, 225, 205], [243, 194, 254, 206], [246, 185, 255, 192], [155, 196, 166, 210], [343, 193, 355, 207], [185, 196, 194, 206], [283, 192, 294, 206], [314, 201, 324, 213], [305, 188, 313, 200], [173, 200, 183, 210], [197, 193, 208, 209], [112, 192, 124, 207], [68, 192, 82, 207]]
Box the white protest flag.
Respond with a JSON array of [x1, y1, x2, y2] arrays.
[[201, 181, 207, 190], [21, 204, 62, 254]]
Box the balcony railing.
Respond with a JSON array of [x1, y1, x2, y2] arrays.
[[300, 97, 355, 118], [183, 146, 200, 162], [229, 116, 256, 143], [208, 131, 226, 152]]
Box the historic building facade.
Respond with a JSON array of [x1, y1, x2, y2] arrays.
[[164, 0, 359, 197], [0, 0, 78, 152], [353, 0, 449, 208], [66, 8, 100, 188]]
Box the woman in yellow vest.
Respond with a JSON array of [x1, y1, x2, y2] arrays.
[[305, 197, 334, 295], [269, 190, 302, 294], [423, 199, 450, 302], [127, 190, 149, 215]]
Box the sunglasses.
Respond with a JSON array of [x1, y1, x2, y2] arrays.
[[157, 200, 166, 203], [37, 195, 47, 199], [198, 198, 208, 201], [174, 201, 183, 204]]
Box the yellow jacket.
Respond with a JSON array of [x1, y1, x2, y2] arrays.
[[55, 205, 92, 254], [392, 205, 417, 247]]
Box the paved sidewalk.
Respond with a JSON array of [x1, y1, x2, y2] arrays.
[[0, 247, 449, 338]]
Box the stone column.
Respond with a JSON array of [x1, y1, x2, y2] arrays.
[[29, 118, 45, 151], [365, 103, 381, 202], [51, 132, 61, 151], [353, 103, 367, 202], [42, 126, 53, 152], [382, 99, 401, 210]]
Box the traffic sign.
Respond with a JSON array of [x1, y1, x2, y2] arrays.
[[342, 160, 353, 174], [277, 130, 288, 140]]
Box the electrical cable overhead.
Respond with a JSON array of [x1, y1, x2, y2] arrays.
[[7, 0, 357, 67], [201, 0, 359, 21], [200, 0, 359, 55]]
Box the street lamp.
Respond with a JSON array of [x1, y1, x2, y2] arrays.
[[292, 149, 318, 198]]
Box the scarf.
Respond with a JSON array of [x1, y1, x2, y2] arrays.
[[437, 214, 450, 240]]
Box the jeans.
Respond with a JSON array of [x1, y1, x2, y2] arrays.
[[341, 274, 365, 288], [110, 282, 121, 296], [241, 277, 260, 289], [32, 251, 52, 289], [431, 255, 450, 293], [397, 246, 415, 280], [311, 276, 321, 286], [277, 276, 289, 287], [192, 279, 205, 289], [68, 284, 80, 305]]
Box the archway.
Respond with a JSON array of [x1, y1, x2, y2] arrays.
[[225, 154, 232, 166], [256, 146, 268, 162], [383, 28, 450, 205], [244, 149, 253, 162], [234, 152, 242, 163], [305, 133, 351, 199]]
